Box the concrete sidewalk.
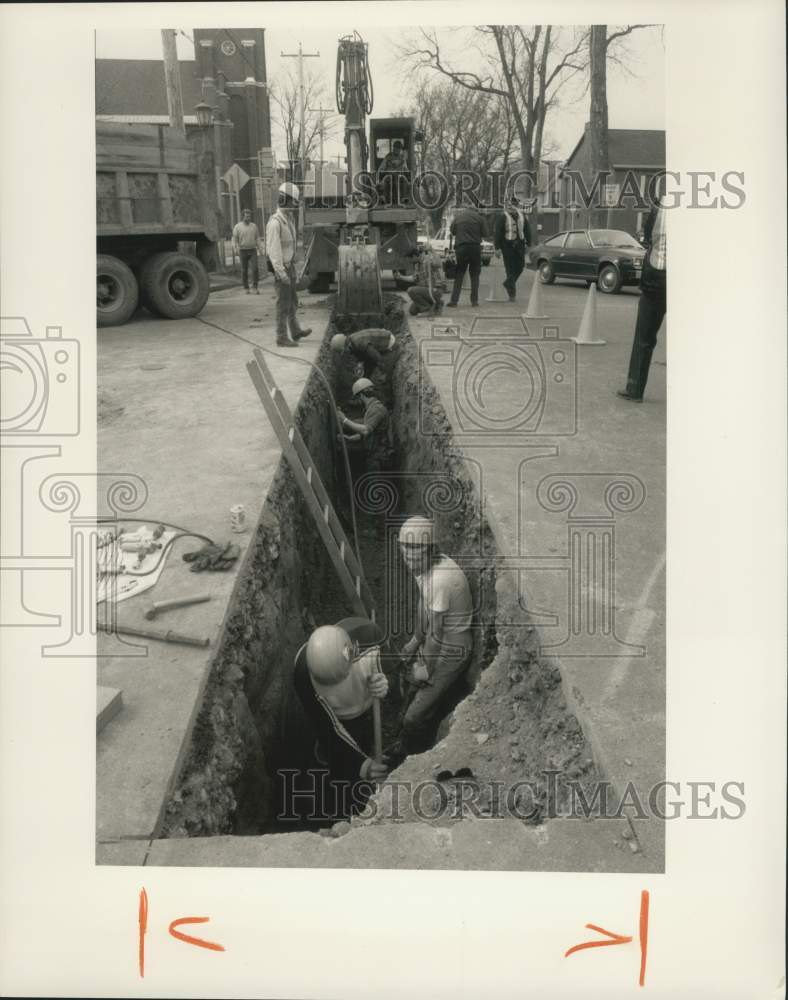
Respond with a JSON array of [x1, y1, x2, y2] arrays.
[[96, 283, 331, 842], [407, 259, 666, 862]]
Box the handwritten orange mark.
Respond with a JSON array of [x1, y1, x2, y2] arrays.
[[565, 890, 650, 987], [168, 916, 226, 952], [138, 888, 148, 978]]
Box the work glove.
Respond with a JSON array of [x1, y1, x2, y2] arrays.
[[183, 541, 241, 572]]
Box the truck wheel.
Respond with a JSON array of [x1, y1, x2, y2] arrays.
[[308, 271, 334, 294], [140, 252, 210, 319], [97, 255, 139, 327]]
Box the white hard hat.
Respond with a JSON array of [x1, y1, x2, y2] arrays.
[[399, 515, 435, 548], [351, 377, 374, 396], [330, 334, 347, 353], [305, 625, 353, 685], [278, 181, 300, 205]]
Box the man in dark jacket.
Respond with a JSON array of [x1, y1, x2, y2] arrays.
[[617, 199, 666, 402], [447, 204, 485, 307], [493, 197, 532, 301]]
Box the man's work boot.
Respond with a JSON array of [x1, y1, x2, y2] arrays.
[[254, 287, 260, 295], [616, 389, 643, 402], [294, 327, 312, 340], [276, 333, 299, 348]]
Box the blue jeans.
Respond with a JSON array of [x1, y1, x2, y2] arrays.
[[401, 631, 473, 753]]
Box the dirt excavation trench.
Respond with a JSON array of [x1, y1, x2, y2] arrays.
[[161, 296, 600, 845]]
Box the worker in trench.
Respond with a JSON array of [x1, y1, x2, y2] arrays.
[[391, 515, 474, 761], [330, 328, 399, 387], [335, 377, 392, 477], [292, 618, 389, 822], [405, 242, 447, 317]]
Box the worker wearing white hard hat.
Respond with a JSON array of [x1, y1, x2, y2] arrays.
[[265, 181, 311, 347], [336, 378, 390, 473], [394, 514, 474, 757], [330, 327, 397, 379], [292, 617, 389, 820]]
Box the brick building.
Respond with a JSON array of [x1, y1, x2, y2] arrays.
[[95, 28, 273, 227], [558, 126, 666, 235]]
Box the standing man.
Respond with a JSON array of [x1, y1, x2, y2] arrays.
[[394, 515, 474, 757], [493, 196, 532, 302], [617, 197, 666, 402], [266, 182, 312, 348], [336, 378, 390, 474], [232, 208, 262, 295], [446, 202, 484, 308]]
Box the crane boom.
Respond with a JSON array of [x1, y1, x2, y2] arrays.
[[336, 33, 373, 199]]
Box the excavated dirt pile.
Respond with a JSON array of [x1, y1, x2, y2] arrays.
[[161, 295, 600, 842]]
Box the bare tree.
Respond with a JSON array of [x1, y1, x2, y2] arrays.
[[588, 24, 660, 225], [268, 67, 338, 184], [398, 77, 517, 227], [398, 26, 589, 200]]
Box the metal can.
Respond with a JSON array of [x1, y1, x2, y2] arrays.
[[230, 504, 246, 533]]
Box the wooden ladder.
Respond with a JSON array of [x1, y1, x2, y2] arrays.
[[246, 347, 376, 622]]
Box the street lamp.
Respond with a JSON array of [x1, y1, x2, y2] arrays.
[[194, 100, 214, 129]]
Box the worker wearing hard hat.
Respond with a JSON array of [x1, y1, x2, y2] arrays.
[[292, 618, 389, 819], [336, 377, 391, 473], [265, 182, 312, 348], [395, 515, 474, 756], [330, 328, 397, 380]]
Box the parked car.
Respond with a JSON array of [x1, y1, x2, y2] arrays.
[[418, 227, 494, 265], [527, 229, 645, 294]]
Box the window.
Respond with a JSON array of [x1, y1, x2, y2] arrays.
[[544, 233, 566, 247], [565, 231, 590, 249]]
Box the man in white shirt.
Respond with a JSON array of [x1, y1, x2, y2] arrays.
[[395, 515, 474, 756], [232, 209, 261, 294], [265, 183, 312, 348]]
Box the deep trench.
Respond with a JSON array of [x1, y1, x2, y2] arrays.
[[160, 295, 597, 841]]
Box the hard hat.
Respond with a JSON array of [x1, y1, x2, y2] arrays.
[[351, 377, 374, 396], [278, 181, 300, 205], [305, 625, 353, 685], [399, 514, 435, 548], [330, 334, 347, 353]]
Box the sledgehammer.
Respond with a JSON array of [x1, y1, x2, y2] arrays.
[[144, 593, 211, 620]]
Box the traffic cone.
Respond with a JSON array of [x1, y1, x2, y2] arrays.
[[522, 272, 548, 320], [571, 282, 606, 345]]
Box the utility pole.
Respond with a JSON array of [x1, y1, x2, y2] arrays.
[[308, 106, 333, 199], [161, 29, 185, 136], [281, 42, 320, 234]]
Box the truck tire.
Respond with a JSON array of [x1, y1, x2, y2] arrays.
[[97, 255, 139, 327], [140, 252, 210, 319]]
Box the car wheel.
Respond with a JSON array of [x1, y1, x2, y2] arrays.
[[140, 252, 210, 319], [538, 260, 555, 285], [97, 254, 139, 327], [598, 264, 622, 294]]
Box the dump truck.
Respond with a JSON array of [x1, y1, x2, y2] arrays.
[[96, 122, 221, 327], [302, 33, 422, 315]]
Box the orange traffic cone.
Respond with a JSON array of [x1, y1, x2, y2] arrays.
[[522, 271, 548, 320], [572, 282, 606, 345]]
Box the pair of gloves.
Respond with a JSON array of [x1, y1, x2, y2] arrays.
[[183, 541, 240, 572]]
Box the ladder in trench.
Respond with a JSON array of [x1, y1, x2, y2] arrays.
[[246, 347, 376, 623]]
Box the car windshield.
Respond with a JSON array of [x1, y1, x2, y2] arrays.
[[589, 229, 641, 249]]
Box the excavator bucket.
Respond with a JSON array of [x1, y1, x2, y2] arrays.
[[337, 244, 383, 318]]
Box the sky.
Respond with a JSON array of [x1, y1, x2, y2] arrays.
[[95, 23, 665, 164]]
